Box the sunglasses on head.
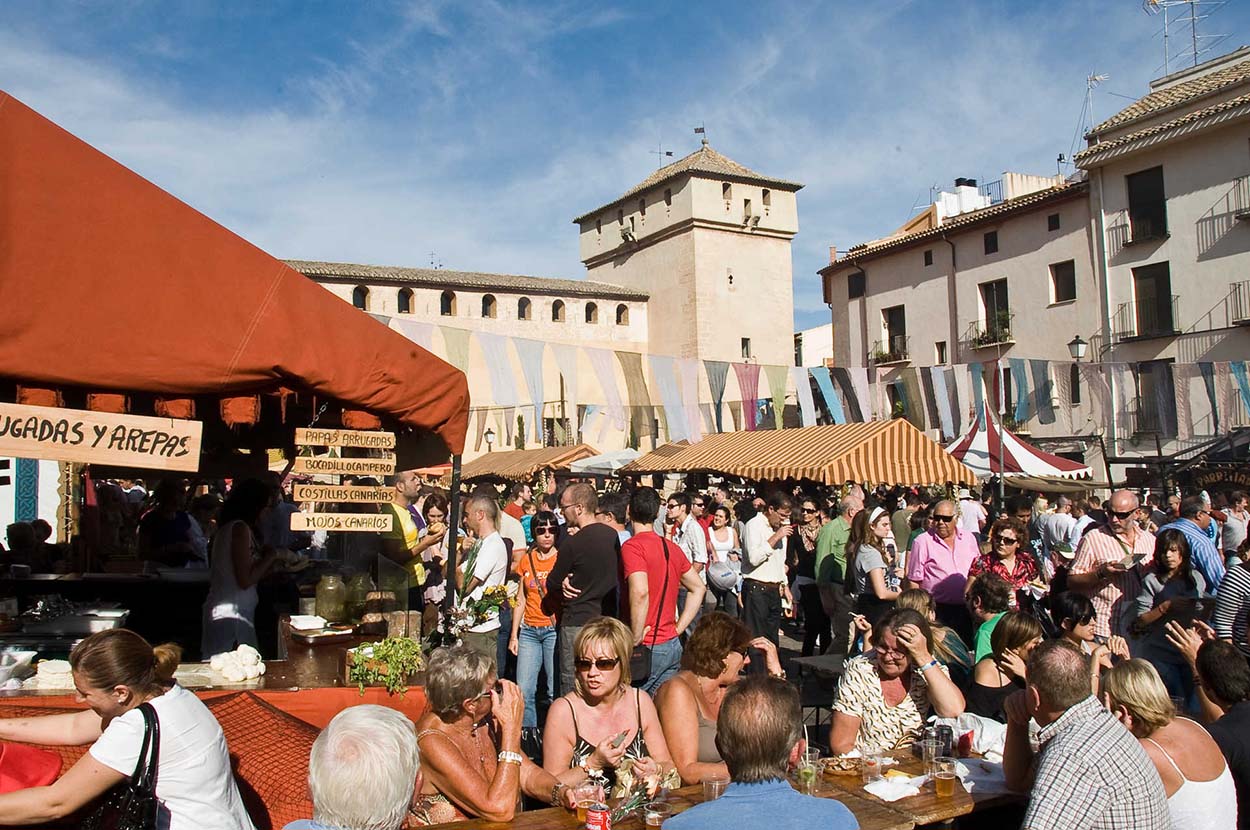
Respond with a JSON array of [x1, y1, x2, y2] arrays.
[[574, 657, 620, 672], [1109, 509, 1135, 520], [932, 514, 955, 522]]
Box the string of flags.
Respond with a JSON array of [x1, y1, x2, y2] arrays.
[[369, 314, 1250, 446]]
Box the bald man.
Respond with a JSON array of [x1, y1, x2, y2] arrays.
[[1066, 490, 1155, 640]]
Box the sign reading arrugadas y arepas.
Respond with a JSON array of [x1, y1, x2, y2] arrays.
[[0, 403, 202, 472]]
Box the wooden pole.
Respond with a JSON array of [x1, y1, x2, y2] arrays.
[[442, 454, 463, 614]]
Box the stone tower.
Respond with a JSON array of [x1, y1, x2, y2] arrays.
[[574, 142, 801, 365]]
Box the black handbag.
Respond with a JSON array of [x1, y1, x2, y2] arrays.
[[84, 702, 161, 830], [630, 539, 671, 686]]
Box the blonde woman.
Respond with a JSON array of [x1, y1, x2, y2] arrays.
[[542, 617, 674, 792], [896, 589, 972, 687], [1103, 659, 1236, 830]]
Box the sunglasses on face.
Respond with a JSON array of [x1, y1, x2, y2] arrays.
[[694, 501, 706, 508], [1109, 509, 1135, 520], [801, 507, 818, 514], [534, 526, 557, 535], [995, 536, 1019, 546], [574, 657, 621, 672], [932, 514, 955, 523], [470, 681, 503, 701], [666, 503, 679, 509]]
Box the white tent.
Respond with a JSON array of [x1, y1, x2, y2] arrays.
[[568, 448, 641, 475], [946, 407, 1092, 479]]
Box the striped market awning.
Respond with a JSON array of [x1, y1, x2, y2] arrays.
[[457, 444, 599, 483], [621, 421, 976, 485], [618, 440, 691, 475]]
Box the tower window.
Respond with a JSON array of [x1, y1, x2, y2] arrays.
[[397, 288, 412, 314], [481, 294, 497, 319], [923, 249, 933, 267], [762, 189, 771, 212], [722, 182, 732, 202], [1070, 363, 1082, 404], [1047, 212, 1061, 232], [741, 337, 752, 359], [617, 209, 624, 226], [440, 290, 456, 317], [935, 341, 948, 364], [615, 304, 629, 326], [664, 188, 672, 207], [596, 218, 601, 236], [984, 230, 999, 255], [638, 198, 646, 218], [552, 300, 565, 322], [585, 302, 598, 324], [744, 198, 752, 218], [518, 297, 532, 320], [352, 285, 369, 311]]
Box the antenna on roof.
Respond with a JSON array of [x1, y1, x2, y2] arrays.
[[651, 139, 674, 168], [694, 123, 708, 146], [1064, 72, 1108, 172], [429, 251, 442, 270], [1142, 0, 1229, 75]]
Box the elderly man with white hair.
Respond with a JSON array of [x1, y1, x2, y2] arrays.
[[284, 705, 421, 830]]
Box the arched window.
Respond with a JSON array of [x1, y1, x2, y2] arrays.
[[518, 297, 532, 320], [397, 288, 412, 314], [585, 302, 599, 324], [440, 290, 456, 317], [352, 285, 369, 310], [552, 300, 566, 323], [615, 304, 629, 326], [482, 294, 497, 319]]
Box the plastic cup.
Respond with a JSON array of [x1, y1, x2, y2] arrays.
[[573, 781, 603, 820], [861, 749, 883, 783], [921, 738, 941, 776], [702, 775, 729, 800], [934, 756, 957, 798], [643, 803, 672, 827]]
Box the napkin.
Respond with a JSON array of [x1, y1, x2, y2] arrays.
[[289, 615, 328, 631], [863, 775, 925, 802]]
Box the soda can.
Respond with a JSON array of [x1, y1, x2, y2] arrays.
[[585, 802, 611, 830], [935, 725, 955, 758]]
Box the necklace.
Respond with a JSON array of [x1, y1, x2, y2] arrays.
[[451, 721, 488, 770]]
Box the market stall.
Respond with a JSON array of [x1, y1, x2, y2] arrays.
[[945, 408, 1092, 480], [455, 443, 599, 483], [619, 420, 976, 485]]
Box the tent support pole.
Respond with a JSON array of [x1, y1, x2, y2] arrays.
[[442, 454, 463, 614]]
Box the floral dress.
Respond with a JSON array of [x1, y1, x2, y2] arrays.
[[832, 654, 947, 751]]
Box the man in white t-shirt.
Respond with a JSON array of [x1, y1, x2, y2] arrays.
[[458, 492, 509, 661], [957, 489, 987, 541]]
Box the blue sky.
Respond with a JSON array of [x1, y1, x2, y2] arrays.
[[5, 1, 1248, 330]]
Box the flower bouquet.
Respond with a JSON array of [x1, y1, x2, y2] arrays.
[[428, 582, 518, 648], [609, 758, 681, 821]]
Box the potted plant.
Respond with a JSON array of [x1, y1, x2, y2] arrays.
[[347, 636, 425, 696]]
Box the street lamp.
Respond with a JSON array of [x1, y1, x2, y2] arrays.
[[484, 427, 495, 453], [1067, 334, 1088, 362]]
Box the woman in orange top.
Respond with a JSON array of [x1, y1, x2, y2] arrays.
[[509, 510, 560, 729]]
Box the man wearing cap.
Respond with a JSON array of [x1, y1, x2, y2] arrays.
[[956, 488, 987, 543], [905, 499, 980, 642]]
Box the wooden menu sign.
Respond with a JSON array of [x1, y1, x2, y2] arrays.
[[290, 455, 396, 475], [290, 512, 393, 533], [294, 428, 396, 449], [0, 403, 202, 472], [292, 484, 394, 503]]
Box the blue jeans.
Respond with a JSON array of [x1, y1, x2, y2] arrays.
[[638, 636, 683, 696], [517, 623, 557, 728]]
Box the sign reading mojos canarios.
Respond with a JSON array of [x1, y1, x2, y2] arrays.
[[289, 512, 393, 532], [0, 403, 202, 472]]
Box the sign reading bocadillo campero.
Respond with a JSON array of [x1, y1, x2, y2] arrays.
[[0, 403, 203, 471]]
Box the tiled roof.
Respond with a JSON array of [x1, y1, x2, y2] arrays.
[[825, 181, 1088, 268], [286, 260, 649, 300], [1075, 91, 1250, 165], [1088, 50, 1250, 138], [572, 143, 803, 223]]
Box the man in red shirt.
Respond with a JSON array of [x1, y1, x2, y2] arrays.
[[621, 487, 706, 695], [503, 482, 532, 522]]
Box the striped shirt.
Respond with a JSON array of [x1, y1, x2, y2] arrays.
[[1158, 518, 1226, 591], [1213, 563, 1250, 657], [1023, 696, 1170, 830], [1070, 524, 1155, 639]]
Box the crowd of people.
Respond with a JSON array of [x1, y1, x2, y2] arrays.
[[3, 474, 1250, 829]]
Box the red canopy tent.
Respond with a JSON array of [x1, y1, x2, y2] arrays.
[[0, 90, 468, 463], [946, 406, 1091, 479]]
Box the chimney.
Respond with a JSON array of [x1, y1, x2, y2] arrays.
[[829, 245, 838, 263], [954, 177, 978, 189]]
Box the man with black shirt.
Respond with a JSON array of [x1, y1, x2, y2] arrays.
[[543, 483, 621, 696]]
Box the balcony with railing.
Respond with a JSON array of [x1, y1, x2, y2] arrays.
[[1131, 403, 1162, 437], [966, 310, 1015, 349], [1233, 174, 1250, 222], [1112, 296, 1180, 342], [1232, 281, 1250, 325], [870, 335, 910, 366]]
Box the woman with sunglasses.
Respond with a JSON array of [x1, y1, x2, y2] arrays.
[[847, 506, 902, 629], [966, 517, 1039, 608], [542, 617, 674, 792], [509, 510, 560, 731], [655, 612, 782, 784], [413, 646, 573, 825], [789, 497, 831, 657], [1051, 590, 1130, 692]]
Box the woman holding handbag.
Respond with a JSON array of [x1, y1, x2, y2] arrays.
[[509, 510, 561, 732], [0, 628, 254, 829]]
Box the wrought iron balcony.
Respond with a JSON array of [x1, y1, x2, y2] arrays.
[[1112, 296, 1180, 342], [1132, 404, 1162, 436], [870, 335, 910, 366], [966, 311, 1015, 349], [1232, 281, 1250, 325]]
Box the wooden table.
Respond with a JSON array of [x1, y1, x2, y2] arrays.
[[431, 781, 915, 830], [818, 755, 1024, 826]]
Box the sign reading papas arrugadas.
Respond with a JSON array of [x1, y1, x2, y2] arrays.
[[0, 403, 202, 471]]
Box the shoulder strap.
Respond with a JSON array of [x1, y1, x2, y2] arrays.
[[652, 539, 672, 647], [526, 549, 557, 625], [1143, 737, 1186, 780], [564, 696, 580, 732], [134, 702, 160, 791]]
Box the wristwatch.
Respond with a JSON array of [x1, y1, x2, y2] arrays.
[[551, 781, 568, 805], [498, 750, 524, 766]]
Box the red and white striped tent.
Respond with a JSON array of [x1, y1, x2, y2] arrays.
[[946, 407, 1092, 479]]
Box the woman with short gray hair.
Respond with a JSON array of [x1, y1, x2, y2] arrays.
[[286, 705, 419, 830], [413, 647, 572, 824]]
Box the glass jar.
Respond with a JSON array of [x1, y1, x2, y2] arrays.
[[315, 574, 347, 624], [345, 572, 372, 623]]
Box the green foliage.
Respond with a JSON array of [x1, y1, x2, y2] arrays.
[[349, 637, 425, 697]]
